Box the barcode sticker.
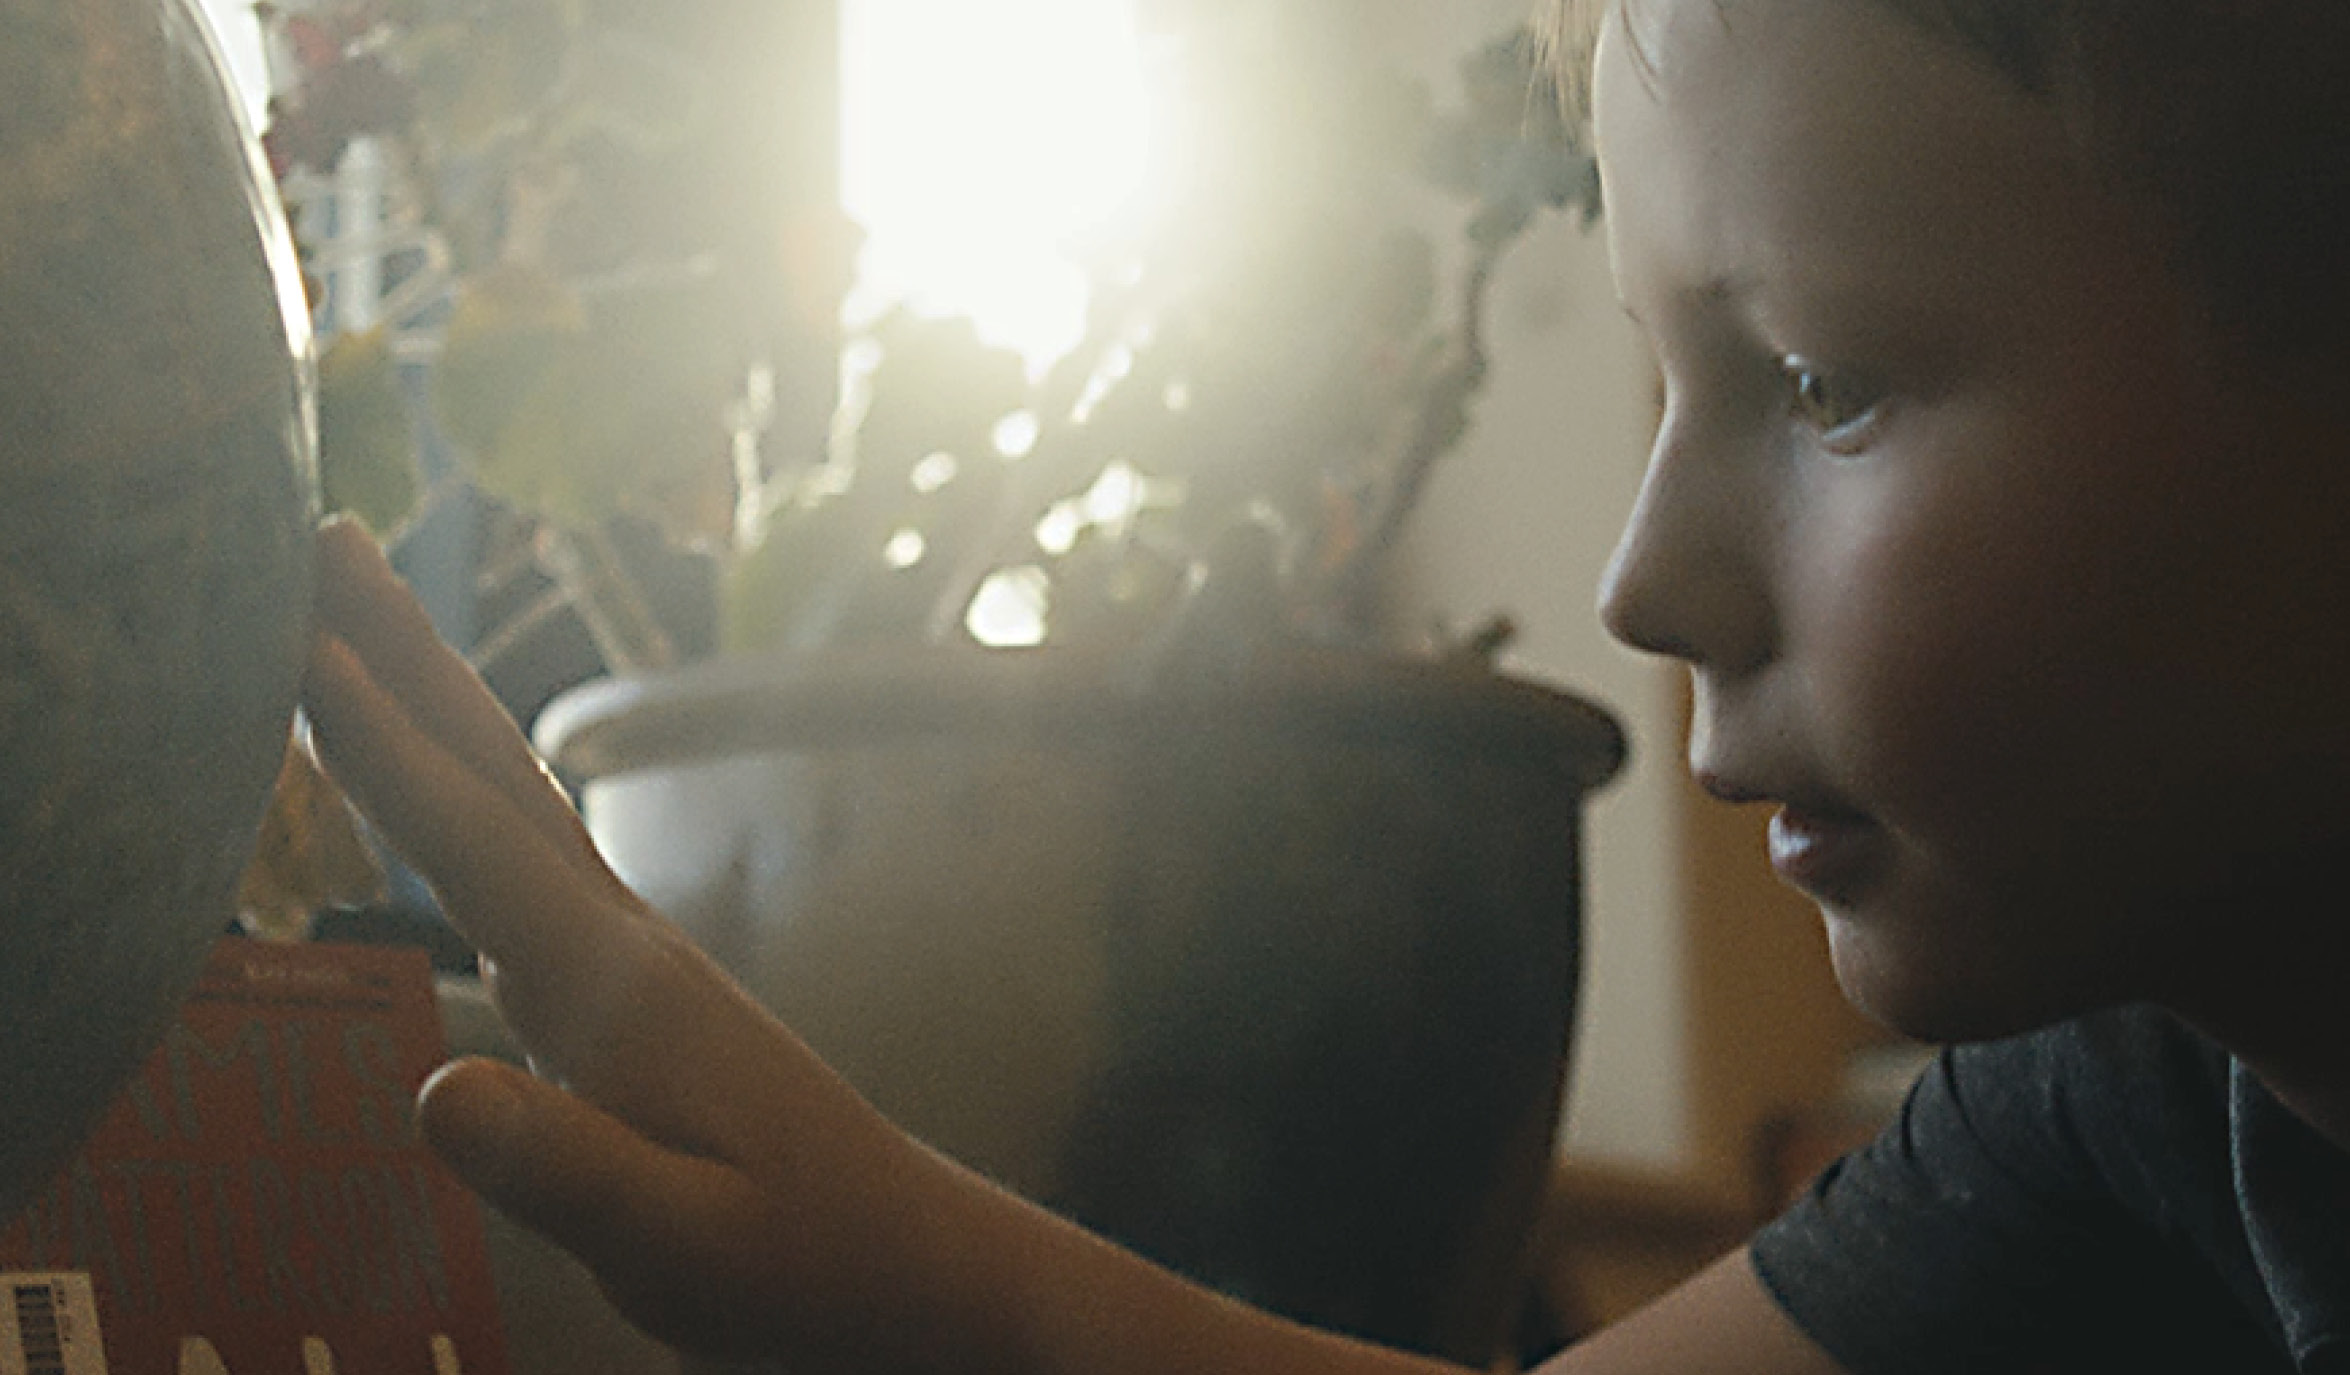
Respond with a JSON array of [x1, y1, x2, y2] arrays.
[[0, 1274, 106, 1375]]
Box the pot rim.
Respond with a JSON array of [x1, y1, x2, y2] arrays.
[[534, 643, 1628, 793]]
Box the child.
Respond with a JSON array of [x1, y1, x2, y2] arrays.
[[300, 0, 2350, 1369]]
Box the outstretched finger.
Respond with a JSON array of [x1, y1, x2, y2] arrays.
[[311, 518, 610, 884], [418, 1057, 793, 1357], [307, 623, 836, 1146], [305, 632, 775, 1124], [303, 630, 633, 975]]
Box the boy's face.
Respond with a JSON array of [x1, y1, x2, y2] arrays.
[[1593, 0, 2350, 1040]]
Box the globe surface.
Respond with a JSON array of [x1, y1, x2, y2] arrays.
[[0, 0, 317, 1221]]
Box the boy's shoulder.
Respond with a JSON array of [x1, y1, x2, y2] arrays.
[[1752, 1006, 2334, 1374], [2001, 1003, 2235, 1171], [1973, 1007, 2350, 1369]]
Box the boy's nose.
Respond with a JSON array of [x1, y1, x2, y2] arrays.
[[1596, 418, 1776, 674]]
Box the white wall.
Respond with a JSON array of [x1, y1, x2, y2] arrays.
[[1396, 216, 1685, 1169], [1367, 1, 1690, 1170]]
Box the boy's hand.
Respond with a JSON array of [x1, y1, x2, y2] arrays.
[[297, 520, 1463, 1375], [300, 519, 930, 1364]]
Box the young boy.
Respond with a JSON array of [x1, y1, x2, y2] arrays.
[[300, 0, 2350, 1370]]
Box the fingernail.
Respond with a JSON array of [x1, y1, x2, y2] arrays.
[[317, 516, 391, 578], [318, 514, 365, 557], [420, 1059, 529, 1161], [300, 634, 358, 703]]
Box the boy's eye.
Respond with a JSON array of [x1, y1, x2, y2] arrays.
[[1780, 357, 1883, 443]]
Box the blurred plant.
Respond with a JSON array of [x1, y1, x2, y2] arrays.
[[730, 21, 1600, 662], [264, 0, 797, 671], [274, 4, 1595, 677]]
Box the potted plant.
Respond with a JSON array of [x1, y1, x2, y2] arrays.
[[272, 8, 1623, 1363]]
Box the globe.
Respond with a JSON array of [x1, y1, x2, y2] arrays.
[[0, 0, 317, 1221]]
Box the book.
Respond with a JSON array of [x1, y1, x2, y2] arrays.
[[0, 938, 511, 1375]]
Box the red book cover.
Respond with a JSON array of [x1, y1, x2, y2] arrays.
[[0, 938, 511, 1375]]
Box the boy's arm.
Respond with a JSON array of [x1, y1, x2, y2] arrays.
[[301, 519, 1843, 1375], [430, 1064, 1845, 1375], [423, 1055, 1461, 1374], [1533, 1249, 1849, 1375]]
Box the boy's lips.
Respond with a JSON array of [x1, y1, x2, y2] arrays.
[[1766, 803, 1885, 902], [1696, 772, 1885, 902]]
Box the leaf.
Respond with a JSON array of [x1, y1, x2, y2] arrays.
[[467, 343, 612, 526], [284, 14, 342, 73], [318, 328, 423, 535], [399, 0, 573, 153], [431, 264, 588, 461], [235, 735, 387, 942]]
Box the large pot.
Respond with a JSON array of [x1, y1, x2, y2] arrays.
[[0, 0, 317, 1221], [537, 645, 1624, 1362]]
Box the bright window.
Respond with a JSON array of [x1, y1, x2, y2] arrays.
[[840, 0, 1153, 376]]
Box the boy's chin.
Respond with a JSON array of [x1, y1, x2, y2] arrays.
[[1821, 912, 2099, 1046]]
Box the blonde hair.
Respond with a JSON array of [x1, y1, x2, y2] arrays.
[[1542, 0, 2350, 361], [1532, 0, 1609, 122]]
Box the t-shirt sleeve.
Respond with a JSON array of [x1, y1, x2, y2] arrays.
[[1747, 1015, 2279, 1374]]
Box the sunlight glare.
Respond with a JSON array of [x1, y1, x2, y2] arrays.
[[1082, 459, 1143, 527], [842, 0, 1151, 376], [967, 566, 1053, 646], [884, 528, 929, 569], [992, 410, 1042, 459], [196, 0, 273, 131], [1035, 501, 1084, 556], [909, 451, 960, 493]]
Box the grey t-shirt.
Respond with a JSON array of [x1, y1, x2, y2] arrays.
[[1751, 1007, 2350, 1373]]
